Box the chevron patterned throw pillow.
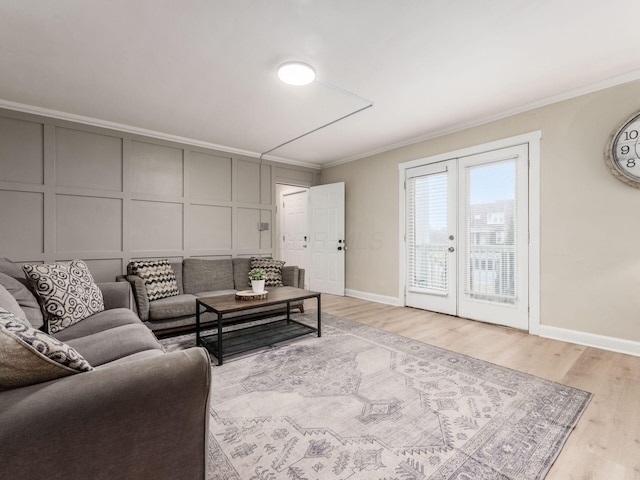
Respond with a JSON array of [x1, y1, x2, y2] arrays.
[[250, 257, 285, 287], [129, 259, 179, 301]]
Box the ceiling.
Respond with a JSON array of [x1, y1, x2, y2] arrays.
[[2, 1, 640, 169]]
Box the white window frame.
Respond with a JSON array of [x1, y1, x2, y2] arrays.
[[398, 131, 541, 335]]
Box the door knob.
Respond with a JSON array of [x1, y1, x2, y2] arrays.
[[338, 246, 343, 251], [448, 247, 455, 252]]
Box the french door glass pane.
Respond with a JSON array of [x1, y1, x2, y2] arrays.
[[408, 172, 448, 292], [464, 160, 517, 304]]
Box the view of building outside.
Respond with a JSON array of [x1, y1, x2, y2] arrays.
[[408, 160, 517, 304]]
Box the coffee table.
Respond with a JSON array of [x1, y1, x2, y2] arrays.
[[195, 286, 321, 365]]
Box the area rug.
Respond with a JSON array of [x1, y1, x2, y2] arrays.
[[160, 312, 591, 480]]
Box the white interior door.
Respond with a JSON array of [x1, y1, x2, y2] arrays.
[[405, 145, 529, 330], [309, 182, 345, 295], [281, 189, 309, 287]]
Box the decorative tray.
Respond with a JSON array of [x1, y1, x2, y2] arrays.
[[235, 290, 268, 300]]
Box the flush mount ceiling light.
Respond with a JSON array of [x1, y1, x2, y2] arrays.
[[277, 61, 316, 86], [261, 62, 374, 160]]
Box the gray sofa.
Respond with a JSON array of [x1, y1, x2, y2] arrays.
[[0, 258, 211, 480], [118, 257, 305, 334]]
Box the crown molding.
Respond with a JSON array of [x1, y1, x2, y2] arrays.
[[323, 68, 640, 169], [0, 99, 322, 171], [259, 152, 322, 170], [4, 67, 640, 172]]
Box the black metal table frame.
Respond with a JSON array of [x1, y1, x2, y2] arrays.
[[195, 292, 321, 365]]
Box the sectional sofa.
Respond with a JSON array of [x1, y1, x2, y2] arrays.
[[0, 258, 211, 480]]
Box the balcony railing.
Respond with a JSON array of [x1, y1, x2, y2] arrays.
[[409, 243, 516, 304], [466, 244, 516, 304]]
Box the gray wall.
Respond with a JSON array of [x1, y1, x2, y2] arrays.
[[0, 109, 319, 282]]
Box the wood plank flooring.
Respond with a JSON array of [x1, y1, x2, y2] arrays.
[[312, 294, 640, 480]]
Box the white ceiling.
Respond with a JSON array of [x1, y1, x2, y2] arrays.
[[2, 1, 640, 169]]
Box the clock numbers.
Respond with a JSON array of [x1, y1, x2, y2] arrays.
[[617, 122, 640, 171], [605, 111, 640, 188]]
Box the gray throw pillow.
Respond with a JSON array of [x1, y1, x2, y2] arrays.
[[22, 260, 104, 334], [0, 308, 93, 391]]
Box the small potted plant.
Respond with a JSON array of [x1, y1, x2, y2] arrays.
[[248, 268, 266, 294]]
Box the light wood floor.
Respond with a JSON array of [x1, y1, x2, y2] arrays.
[[309, 294, 640, 480]]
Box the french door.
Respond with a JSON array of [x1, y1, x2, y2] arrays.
[[405, 144, 529, 330]]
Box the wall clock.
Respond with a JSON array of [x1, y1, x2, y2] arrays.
[[605, 110, 640, 188]]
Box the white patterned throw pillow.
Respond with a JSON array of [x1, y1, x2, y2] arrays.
[[129, 259, 179, 301], [0, 308, 93, 390], [22, 260, 104, 334], [250, 257, 285, 287]]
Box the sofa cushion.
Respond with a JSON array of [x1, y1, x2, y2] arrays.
[[0, 308, 93, 390], [0, 268, 44, 329], [194, 289, 237, 298], [0, 283, 27, 322], [96, 348, 165, 367], [22, 260, 104, 334], [128, 259, 180, 301], [64, 323, 162, 366], [148, 294, 198, 321], [232, 257, 251, 290], [53, 308, 142, 342], [251, 257, 285, 287], [0, 257, 32, 289], [183, 258, 234, 294]]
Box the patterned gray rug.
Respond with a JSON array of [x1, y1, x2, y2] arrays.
[[160, 311, 591, 480]]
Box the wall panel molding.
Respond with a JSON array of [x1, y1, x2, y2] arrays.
[[0, 108, 318, 282]]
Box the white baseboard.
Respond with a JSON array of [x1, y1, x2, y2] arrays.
[[344, 289, 403, 307], [344, 289, 639, 357], [538, 325, 640, 357]]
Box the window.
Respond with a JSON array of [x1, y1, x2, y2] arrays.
[[495, 231, 505, 244], [487, 212, 504, 224], [407, 172, 448, 292]]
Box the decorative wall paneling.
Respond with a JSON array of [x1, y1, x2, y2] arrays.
[[0, 109, 319, 282]]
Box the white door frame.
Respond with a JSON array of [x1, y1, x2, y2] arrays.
[[398, 131, 541, 334]]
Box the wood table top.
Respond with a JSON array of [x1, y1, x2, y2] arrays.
[[196, 286, 320, 314]]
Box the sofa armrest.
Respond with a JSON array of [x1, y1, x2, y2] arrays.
[[298, 268, 305, 289], [0, 348, 211, 480], [117, 274, 150, 321], [282, 265, 300, 287], [98, 281, 135, 311]]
